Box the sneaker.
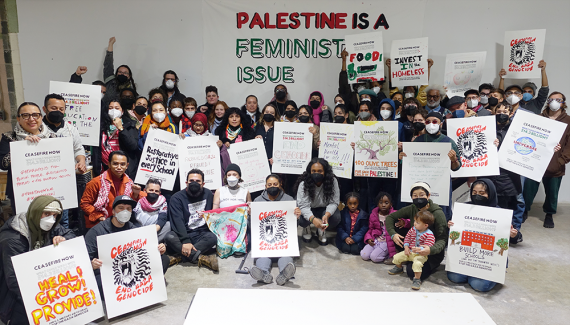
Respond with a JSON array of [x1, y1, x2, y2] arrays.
[[388, 265, 403, 275], [317, 228, 327, 246], [383, 257, 394, 265], [522, 211, 528, 223], [249, 266, 273, 284], [302, 226, 312, 243], [198, 254, 219, 272], [168, 254, 182, 267], [544, 214, 554, 228], [276, 262, 296, 286], [411, 278, 422, 290], [510, 231, 523, 245]]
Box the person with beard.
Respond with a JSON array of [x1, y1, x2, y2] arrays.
[[307, 91, 329, 125], [498, 60, 549, 115], [133, 178, 170, 243], [424, 85, 448, 115], [164, 169, 218, 270], [255, 104, 280, 170], [464, 89, 491, 116], [241, 95, 261, 130], [102, 37, 137, 106], [159, 70, 185, 107], [215, 107, 255, 148], [385, 182, 447, 282], [280, 100, 299, 123], [268, 84, 289, 115], [198, 85, 219, 116]]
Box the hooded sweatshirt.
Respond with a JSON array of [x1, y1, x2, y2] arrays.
[[468, 178, 499, 208], [379, 98, 405, 141], [254, 188, 295, 203]]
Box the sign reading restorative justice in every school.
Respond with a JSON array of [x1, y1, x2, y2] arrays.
[[135, 128, 180, 191], [49, 81, 101, 146], [498, 109, 565, 182], [11, 237, 104, 325], [250, 201, 300, 258], [344, 31, 384, 84], [389, 37, 428, 88], [354, 121, 398, 178], [503, 29, 546, 79], [319, 123, 354, 179], [401, 142, 451, 206], [444, 52, 487, 98], [228, 138, 271, 192], [446, 202, 512, 284], [178, 135, 222, 191], [447, 116, 500, 178], [97, 226, 167, 319], [10, 137, 78, 214], [272, 122, 314, 175]]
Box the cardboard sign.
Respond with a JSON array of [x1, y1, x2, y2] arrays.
[[444, 52, 487, 98], [10, 137, 78, 214], [135, 128, 180, 191], [354, 121, 398, 178], [250, 201, 300, 258], [319, 123, 354, 179], [390, 37, 428, 87], [178, 135, 222, 191], [272, 122, 313, 175], [503, 29, 546, 79], [227, 138, 271, 192], [345, 31, 384, 84]]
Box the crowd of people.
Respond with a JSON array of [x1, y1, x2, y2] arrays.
[[0, 36, 569, 325]]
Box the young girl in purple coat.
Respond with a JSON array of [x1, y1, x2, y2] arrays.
[[361, 192, 400, 264]]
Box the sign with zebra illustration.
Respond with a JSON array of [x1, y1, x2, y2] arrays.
[[251, 201, 300, 258]]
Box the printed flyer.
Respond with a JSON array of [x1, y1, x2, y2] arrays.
[[390, 37, 428, 87], [227, 138, 271, 192], [250, 201, 300, 258], [272, 122, 313, 174], [354, 121, 398, 178], [444, 52, 486, 98], [178, 135, 222, 191], [135, 128, 180, 191], [319, 123, 354, 179], [503, 29, 546, 79], [345, 31, 384, 84]]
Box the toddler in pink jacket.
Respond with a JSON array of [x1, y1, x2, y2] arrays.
[[361, 192, 400, 263]]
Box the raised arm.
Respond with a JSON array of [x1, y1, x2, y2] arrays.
[[103, 37, 116, 82]]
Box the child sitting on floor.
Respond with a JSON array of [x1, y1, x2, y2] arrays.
[[335, 192, 369, 255], [361, 192, 398, 264]]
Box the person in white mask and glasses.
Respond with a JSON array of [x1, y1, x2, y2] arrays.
[[464, 89, 491, 116]]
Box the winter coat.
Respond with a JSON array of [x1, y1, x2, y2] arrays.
[[542, 109, 570, 178], [364, 207, 398, 257], [336, 209, 369, 249]]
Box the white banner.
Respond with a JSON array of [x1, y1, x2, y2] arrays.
[[498, 109, 565, 182], [447, 116, 500, 177], [228, 138, 271, 192], [503, 29, 546, 79], [452, 182, 471, 210], [401, 142, 450, 206], [345, 31, 384, 84], [11, 237, 105, 325], [250, 201, 300, 258], [444, 52, 487, 98], [272, 122, 313, 175], [178, 135, 222, 191], [318, 123, 354, 179], [49, 81, 101, 146], [354, 121, 398, 178], [10, 137, 77, 214], [97, 226, 167, 319], [135, 128, 180, 191], [446, 202, 512, 284], [390, 37, 428, 88]]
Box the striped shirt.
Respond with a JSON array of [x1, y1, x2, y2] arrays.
[[404, 227, 435, 248]]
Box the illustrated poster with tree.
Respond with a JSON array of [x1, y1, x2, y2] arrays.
[[353, 121, 399, 178]]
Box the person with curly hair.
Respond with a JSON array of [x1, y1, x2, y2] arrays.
[[215, 107, 255, 148]]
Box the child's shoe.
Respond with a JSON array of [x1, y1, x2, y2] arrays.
[[412, 278, 421, 290], [388, 265, 403, 275]]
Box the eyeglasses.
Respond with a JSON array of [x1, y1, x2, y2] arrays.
[[18, 113, 42, 120], [466, 96, 479, 100], [505, 91, 522, 96], [547, 98, 564, 104], [427, 95, 440, 100], [426, 120, 440, 124], [480, 93, 490, 97]]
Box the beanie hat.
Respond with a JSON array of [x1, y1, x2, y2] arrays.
[[522, 82, 537, 94], [226, 163, 241, 177], [410, 182, 431, 196], [427, 111, 443, 121], [43, 201, 63, 214]]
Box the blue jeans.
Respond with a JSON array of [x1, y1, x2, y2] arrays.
[[513, 193, 525, 230], [447, 271, 497, 292]]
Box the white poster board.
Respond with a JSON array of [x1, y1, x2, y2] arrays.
[[503, 29, 546, 79], [390, 37, 428, 87], [446, 202, 512, 284], [452, 182, 471, 210], [354, 121, 398, 178], [447, 116, 500, 177], [318, 123, 354, 179], [345, 31, 384, 84], [272, 122, 313, 175], [49, 81, 102, 146], [178, 135, 222, 191], [10, 137, 77, 214], [401, 142, 450, 206], [444, 52, 487, 98], [498, 109, 565, 182], [11, 237, 104, 325], [228, 138, 271, 193], [250, 201, 300, 258], [97, 226, 167, 319], [135, 128, 180, 191]]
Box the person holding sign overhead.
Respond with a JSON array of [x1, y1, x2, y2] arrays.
[[0, 196, 74, 325]]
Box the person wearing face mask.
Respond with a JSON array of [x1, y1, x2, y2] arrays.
[[159, 70, 185, 107], [334, 94, 357, 124], [385, 182, 447, 281], [463, 89, 491, 116], [279, 100, 299, 123], [133, 178, 171, 243], [0, 196, 75, 325], [213, 164, 252, 209], [255, 104, 280, 169], [269, 84, 289, 116], [131, 96, 149, 129], [523, 92, 569, 229], [498, 60, 549, 115], [358, 89, 379, 118], [397, 98, 422, 142], [478, 83, 493, 111], [138, 101, 176, 150], [307, 91, 328, 126], [164, 169, 218, 270], [86, 195, 169, 299], [241, 95, 261, 130], [356, 101, 377, 122], [101, 37, 137, 107], [167, 95, 188, 134]]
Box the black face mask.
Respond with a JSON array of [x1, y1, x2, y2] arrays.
[[412, 197, 429, 209], [146, 193, 159, 204], [285, 110, 296, 118], [116, 74, 129, 84], [311, 172, 324, 184], [134, 105, 147, 115], [310, 100, 320, 109], [263, 114, 275, 122], [299, 116, 310, 123], [275, 90, 286, 101], [488, 97, 499, 107], [472, 194, 489, 206], [187, 182, 203, 197], [406, 106, 417, 116], [496, 114, 509, 124], [120, 98, 135, 110], [267, 186, 280, 197], [334, 115, 346, 123], [413, 122, 425, 132], [47, 111, 64, 124]]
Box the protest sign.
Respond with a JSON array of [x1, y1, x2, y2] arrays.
[[503, 29, 546, 79], [354, 121, 398, 178], [97, 226, 167, 319], [444, 52, 487, 98], [498, 109, 565, 181], [11, 237, 104, 325], [250, 201, 300, 258], [135, 128, 180, 191], [447, 116, 499, 177], [202, 204, 248, 258], [401, 142, 450, 206], [446, 202, 512, 284], [228, 138, 271, 192], [345, 31, 384, 84], [452, 182, 471, 209], [49, 81, 101, 146], [319, 123, 354, 179], [272, 122, 313, 174], [178, 135, 222, 191], [390, 37, 428, 88], [10, 137, 77, 214]]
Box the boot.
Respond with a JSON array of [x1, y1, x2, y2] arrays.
[[168, 254, 182, 267], [198, 254, 219, 272]]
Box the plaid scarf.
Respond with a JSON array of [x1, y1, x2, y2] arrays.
[[93, 171, 133, 217]]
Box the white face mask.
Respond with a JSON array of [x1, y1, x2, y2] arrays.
[[165, 80, 175, 89], [373, 86, 381, 94], [467, 99, 479, 108], [361, 98, 371, 102], [506, 95, 521, 105], [227, 176, 239, 187], [115, 210, 131, 223], [426, 123, 440, 135], [153, 112, 166, 123], [335, 101, 342, 106], [380, 110, 392, 120], [39, 215, 56, 231], [171, 108, 183, 117], [480, 96, 489, 104], [405, 92, 414, 99], [108, 109, 122, 119], [549, 100, 561, 111], [185, 110, 196, 119]]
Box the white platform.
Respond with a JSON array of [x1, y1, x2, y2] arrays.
[[185, 288, 496, 325]]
